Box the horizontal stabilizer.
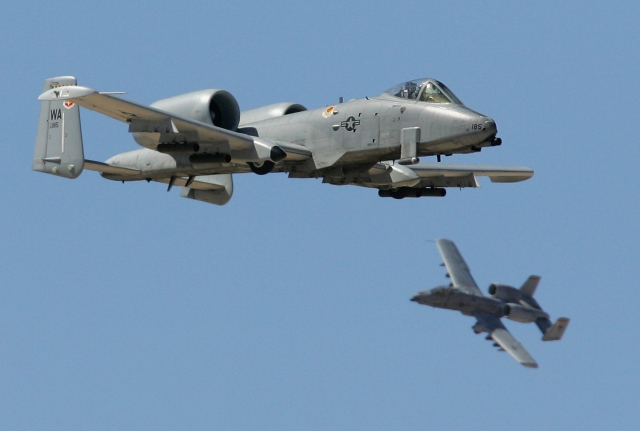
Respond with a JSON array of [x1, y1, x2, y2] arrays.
[[542, 317, 570, 341], [84, 159, 140, 176]]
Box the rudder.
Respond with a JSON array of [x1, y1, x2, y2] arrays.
[[33, 76, 84, 179], [520, 275, 540, 297]]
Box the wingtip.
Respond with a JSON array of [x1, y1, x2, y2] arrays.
[[435, 238, 452, 246], [38, 85, 96, 101], [522, 361, 539, 369]]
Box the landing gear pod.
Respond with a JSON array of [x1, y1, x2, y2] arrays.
[[33, 76, 84, 179], [179, 174, 234, 206], [247, 161, 275, 175]]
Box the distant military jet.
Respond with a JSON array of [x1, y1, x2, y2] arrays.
[[412, 239, 569, 368], [34, 76, 533, 205]]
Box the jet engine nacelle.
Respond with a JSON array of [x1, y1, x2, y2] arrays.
[[503, 303, 548, 323], [488, 283, 522, 303], [239, 102, 307, 126], [150, 89, 241, 131]]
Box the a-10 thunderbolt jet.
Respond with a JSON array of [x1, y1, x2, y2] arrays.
[[34, 76, 533, 205], [412, 239, 569, 368]]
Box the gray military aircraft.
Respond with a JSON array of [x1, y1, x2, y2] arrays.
[[34, 76, 533, 205], [412, 239, 569, 368]]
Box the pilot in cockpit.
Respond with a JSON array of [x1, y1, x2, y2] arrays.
[[396, 81, 419, 99], [411, 82, 426, 100], [386, 79, 464, 105], [419, 82, 449, 103]]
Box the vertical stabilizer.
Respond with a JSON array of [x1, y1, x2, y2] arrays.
[[542, 317, 570, 341], [33, 76, 84, 179], [520, 275, 540, 297]]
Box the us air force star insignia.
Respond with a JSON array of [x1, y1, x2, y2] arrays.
[[340, 116, 360, 132], [63, 100, 75, 109]]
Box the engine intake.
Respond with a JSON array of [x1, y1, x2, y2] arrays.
[[239, 102, 307, 126], [151, 89, 241, 131]]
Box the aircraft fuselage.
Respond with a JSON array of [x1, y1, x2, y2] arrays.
[[411, 286, 505, 317], [239, 95, 498, 170], [34, 76, 534, 205]]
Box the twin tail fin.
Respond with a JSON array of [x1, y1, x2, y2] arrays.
[[519, 275, 570, 341], [33, 76, 84, 179]]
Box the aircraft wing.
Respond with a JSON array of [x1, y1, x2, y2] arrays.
[[436, 238, 483, 296], [475, 313, 538, 368], [37, 86, 311, 162], [410, 163, 533, 186], [361, 163, 533, 192]]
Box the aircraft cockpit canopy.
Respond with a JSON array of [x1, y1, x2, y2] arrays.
[[384, 78, 464, 105]]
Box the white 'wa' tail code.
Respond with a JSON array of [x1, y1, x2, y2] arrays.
[[33, 76, 84, 179]]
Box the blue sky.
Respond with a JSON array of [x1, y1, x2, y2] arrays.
[[2, 1, 639, 430]]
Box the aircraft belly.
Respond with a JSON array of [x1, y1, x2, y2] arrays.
[[333, 148, 394, 165], [441, 294, 504, 316], [471, 297, 505, 316]]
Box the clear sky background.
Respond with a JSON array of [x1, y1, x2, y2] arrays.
[[1, 1, 639, 430]]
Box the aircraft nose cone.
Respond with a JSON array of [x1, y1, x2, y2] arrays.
[[482, 117, 497, 135], [411, 294, 421, 302]]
